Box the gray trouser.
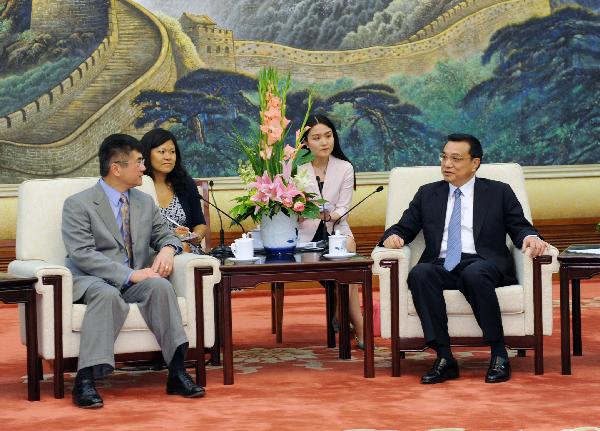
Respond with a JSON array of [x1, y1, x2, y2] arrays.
[[77, 277, 188, 378]]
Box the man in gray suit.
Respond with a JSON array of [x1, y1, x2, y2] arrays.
[[62, 134, 204, 409]]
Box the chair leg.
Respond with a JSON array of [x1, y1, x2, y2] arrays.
[[53, 358, 64, 399], [517, 349, 526, 357], [271, 283, 276, 334], [273, 283, 284, 343], [400, 352, 405, 359], [37, 357, 44, 381], [196, 355, 206, 388]]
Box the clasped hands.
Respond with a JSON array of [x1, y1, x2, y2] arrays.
[[382, 234, 549, 258], [129, 246, 176, 283]]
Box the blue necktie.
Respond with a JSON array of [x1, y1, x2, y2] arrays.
[[444, 188, 462, 271], [119, 194, 133, 268]]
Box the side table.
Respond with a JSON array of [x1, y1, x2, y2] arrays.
[[214, 252, 374, 385], [558, 245, 600, 375], [0, 273, 40, 400]]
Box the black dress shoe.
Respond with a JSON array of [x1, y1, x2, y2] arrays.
[[421, 358, 459, 384], [485, 356, 511, 383], [72, 378, 103, 409], [166, 370, 206, 398]]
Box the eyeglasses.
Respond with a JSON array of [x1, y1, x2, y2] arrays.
[[439, 153, 472, 163], [114, 158, 145, 167]]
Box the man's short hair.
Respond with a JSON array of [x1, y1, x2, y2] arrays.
[[447, 133, 483, 160], [98, 134, 143, 177]]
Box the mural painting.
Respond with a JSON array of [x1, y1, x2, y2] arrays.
[[0, 0, 598, 182]]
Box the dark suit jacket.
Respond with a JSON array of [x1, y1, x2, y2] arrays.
[[175, 175, 206, 230], [381, 177, 538, 279]]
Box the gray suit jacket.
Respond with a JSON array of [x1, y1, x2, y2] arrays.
[[62, 182, 182, 302]]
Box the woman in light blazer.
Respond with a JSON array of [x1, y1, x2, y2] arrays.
[[297, 114, 364, 349]]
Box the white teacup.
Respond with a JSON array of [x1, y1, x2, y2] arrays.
[[328, 230, 348, 256], [231, 233, 254, 260]]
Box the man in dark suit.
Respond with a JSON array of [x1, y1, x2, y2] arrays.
[[381, 134, 548, 384], [62, 134, 205, 408]]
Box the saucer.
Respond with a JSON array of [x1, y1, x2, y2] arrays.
[[228, 256, 260, 263], [322, 252, 356, 260]]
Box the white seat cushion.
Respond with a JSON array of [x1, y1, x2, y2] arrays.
[[72, 297, 188, 332], [407, 284, 524, 316]]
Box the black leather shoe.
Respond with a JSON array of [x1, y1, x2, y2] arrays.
[[421, 358, 459, 384], [166, 370, 206, 398], [485, 356, 511, 383], [72, 378, 103, 409]]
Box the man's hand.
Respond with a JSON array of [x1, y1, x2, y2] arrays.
[[130, 268, 161, 284], [383, 234, 404, 249], [151, 246, 176, 277], [522, 236, 549, 258]]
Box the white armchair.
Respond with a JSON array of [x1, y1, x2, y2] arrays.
[[8, 176, 221, 398], [371, 164, 558, 376]]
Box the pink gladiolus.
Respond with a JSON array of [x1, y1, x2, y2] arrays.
[[266, 93, 281, 110], [293, 201, 305, 212], [283, 145, 295, 161], [295, 125, 311, 143], [259, 145, 273, 160], [260, 123, 283, 145]]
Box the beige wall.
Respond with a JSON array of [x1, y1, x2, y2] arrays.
[[1, 175, 598, 241]]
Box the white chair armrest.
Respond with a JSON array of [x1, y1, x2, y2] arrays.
[[371, 246, 411, 275], [512, 245, 559, 336], [170, 253, 221, 299], [371, 246, 413, 339], [169, 253, 221, 349], [8, 259, 74, 306]]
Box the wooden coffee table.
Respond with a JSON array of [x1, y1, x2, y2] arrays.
[[206, 252, 375, 385], [558, 245, 600, 375], [0, 273, 40, 400]]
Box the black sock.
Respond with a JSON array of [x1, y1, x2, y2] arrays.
[[430, 341, 454, 361], [168, 344, 187, 376], [491, 341, 508, 359], [76, 366, 93, 382], [437, 346, 455, 362]]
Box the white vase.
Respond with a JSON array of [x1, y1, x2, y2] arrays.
[[260, 211, 298, 254]]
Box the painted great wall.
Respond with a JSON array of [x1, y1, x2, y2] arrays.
[[0, 0, 551, 183]]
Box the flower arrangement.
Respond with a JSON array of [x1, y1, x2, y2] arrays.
[[231, 67, 324, 223]]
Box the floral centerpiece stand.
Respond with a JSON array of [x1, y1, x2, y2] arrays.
[[231, 68, 324, 254]]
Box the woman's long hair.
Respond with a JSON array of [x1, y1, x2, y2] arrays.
[[301, 114, 356, 189], [140, 128, 189, 194]]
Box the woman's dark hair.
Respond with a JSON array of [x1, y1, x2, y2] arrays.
[[140, 128, 189, 194], [301, 114, 356, 189]]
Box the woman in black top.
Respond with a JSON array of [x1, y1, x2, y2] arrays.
[[141, 128, 207, 253]]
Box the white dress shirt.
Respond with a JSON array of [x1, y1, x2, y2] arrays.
[[439, 176, 477, 258]]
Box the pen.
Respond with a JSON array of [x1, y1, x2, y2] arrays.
[[165, 216, 185, 228]]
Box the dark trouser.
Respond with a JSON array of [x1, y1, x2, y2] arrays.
[[408, 254, 515, 352]]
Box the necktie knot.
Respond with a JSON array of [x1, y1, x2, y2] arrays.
[[119, 194, 128, 205], [454, 188, 462, 198]]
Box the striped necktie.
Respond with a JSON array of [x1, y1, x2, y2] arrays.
[[119, 193, 134, 268], [444, 188, 462, 271]]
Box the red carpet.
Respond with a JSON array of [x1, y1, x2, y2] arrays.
[[1, 282, 600, 430]]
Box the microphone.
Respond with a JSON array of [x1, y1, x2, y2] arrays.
[[204, 180, 245, 257], [315, 176, 328, 245], [199, 194, 246, 234], [331, 185, 384, 234]]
